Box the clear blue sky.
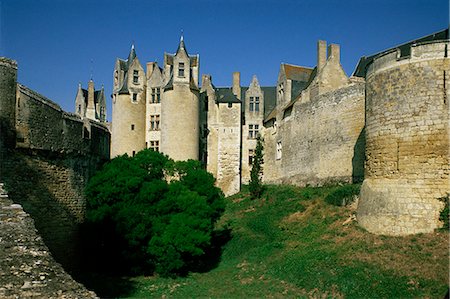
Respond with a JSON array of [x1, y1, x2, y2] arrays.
[[1, 0, 448, 121]]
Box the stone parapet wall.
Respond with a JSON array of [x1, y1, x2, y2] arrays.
[[263, 81, 365, 186], [16, 84, 110, 158], [357, 40, 449, 235], [0, 183, 97, 298]]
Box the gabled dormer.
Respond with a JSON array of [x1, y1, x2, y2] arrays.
[[163, 36, 199, 91], [245, 75, 264, 116], [113, 44, 144, 96]]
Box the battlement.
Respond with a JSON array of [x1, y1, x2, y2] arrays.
[[0, 57, 18, 69], [367, 40, 449, 78]]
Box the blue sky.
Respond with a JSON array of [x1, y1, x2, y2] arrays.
[[1, 0, 448, 121]]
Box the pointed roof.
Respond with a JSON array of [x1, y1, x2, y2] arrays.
[[127, 44, 137, 66], [176, 34, 188, 55]]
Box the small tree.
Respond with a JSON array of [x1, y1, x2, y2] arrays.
[[249, 136, 264, 199]]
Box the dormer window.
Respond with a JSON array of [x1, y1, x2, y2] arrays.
[[249, 96, 260, 112], [133, 70, 139, 84], [178, 62, 185, 77]]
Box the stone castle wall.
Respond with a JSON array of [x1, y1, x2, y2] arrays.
[[357, 41, 449, 235], [0, 57, 110, 273], [263, 79, 365, 187], [0, 183, 96, 298]]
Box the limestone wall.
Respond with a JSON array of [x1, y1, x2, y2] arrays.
[[263, 80, 365, 186], [160, 85, 199, 161], [357, 41, 449, 235], [0, 183, 97, 298], [216, 102, 241, 196]]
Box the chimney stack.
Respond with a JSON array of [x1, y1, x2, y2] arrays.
[[85, 80, 96, 120], [327, 44, 340, 63], [317, 40, 327, 70], [232, 72, 241, 100]]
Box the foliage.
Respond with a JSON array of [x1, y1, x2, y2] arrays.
[[324, 184, 361, 206], [438, 194, 449, 230], [84, 149, 225, 276], [96, 183, 447, 298], [249, 136, 264, 199]]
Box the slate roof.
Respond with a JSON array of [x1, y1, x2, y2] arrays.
[[283, 64, 313, 81], [353, 28, 449, 78], [216, 88, 241, 103], [81, 88, 104, 105]]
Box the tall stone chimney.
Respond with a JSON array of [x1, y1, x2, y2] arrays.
[[85, 79, 96, 120], [317, 40, 327, 70], [327, 44, 340, 63], [232, 72, 241, 100]]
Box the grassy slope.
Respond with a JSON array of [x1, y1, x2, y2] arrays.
[[122, 184, 449, 298]]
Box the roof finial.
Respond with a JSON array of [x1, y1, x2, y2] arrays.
[[90, 59, 94, 81], [131, 41, 135, 50], [180, 29, 184, 42]]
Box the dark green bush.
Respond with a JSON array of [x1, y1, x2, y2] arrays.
[[84, 149, 225, 276], [249, 136, 264, 199], [438, 194, 449, 230], [324, 184, 361, 206]]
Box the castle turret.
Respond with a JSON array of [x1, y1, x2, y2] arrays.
[[85, 80, 96, 119], [160, 36, 200, 161], [111, 44, 146, 157], [0, 57, 18, 149]]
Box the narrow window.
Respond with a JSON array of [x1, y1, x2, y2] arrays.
[[132, 150, 136, 157], [178, 62, 185, 77], [228, 102, 232, 108], [248, 149, 255, 165], [132, 93, 137, 102], [156, 115, 160, 130], [255, 96, 260, 112], [151, 88, 156, 103], [133, 70, 139, 84], [249, 96, 254, 111], [156, 87, 161, 103], [150, 115, 160, 131], [78, 104, 81, 114], [131, 124, 135, 130], [276, 141, 282, 160]]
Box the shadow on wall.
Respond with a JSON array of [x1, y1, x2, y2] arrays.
[[352, 127, 365, 183], [1, 148, 87, 274]]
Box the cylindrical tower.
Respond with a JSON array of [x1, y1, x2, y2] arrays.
[[160, 85, 199, 161], [111, 47, 146, 158], [160, 37, 200, 161], [0, 57, 18, 149], [357, 40, 449, 235]]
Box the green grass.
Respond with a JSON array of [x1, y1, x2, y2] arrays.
[[87, 184, 449, 298]]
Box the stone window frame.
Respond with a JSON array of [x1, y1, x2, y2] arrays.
[[133, 70, 139, 84], [151, 87, 161, 104], [249, 96, 260, 112], [276, 140, 282, 160], [150, 140, 159, 152], [248, 124, 259, 139], [248, 149, 255, 165], [150, 115, 160, 131], [178, 62, 185, 78], [131, 124, 135, 131]]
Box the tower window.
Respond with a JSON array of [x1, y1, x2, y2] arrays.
[[249, 96, 260, 112], [131, 124, 135, 130], [151, 88, 161, 103], [132, 93, 137, 102], [248, 149, 255, 165], [248, 124, 259, 139], [276, 141, 282, 160], [78, 104, 81, 114], [133, 70, 139, 84], [178, 62, 185, 77], [132, 150, 136, 157], [150, 115, 160, 131], [150, 140, 159, 152]]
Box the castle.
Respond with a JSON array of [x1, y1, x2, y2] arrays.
[[108, 29, 449, 236]]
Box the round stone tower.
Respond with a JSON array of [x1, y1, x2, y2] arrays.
[[111, 46, 146, 157], [357, 40, 449, 235], [160, 37, 200, 161], [0, 57, 18, 148]]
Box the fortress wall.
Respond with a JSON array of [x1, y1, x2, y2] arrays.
[[358, 41, 449, 235], [264, 81, 365, 186], [0, 184, 96, 298], [217, 102, 241, 196], [0, 57, 110, 271]]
